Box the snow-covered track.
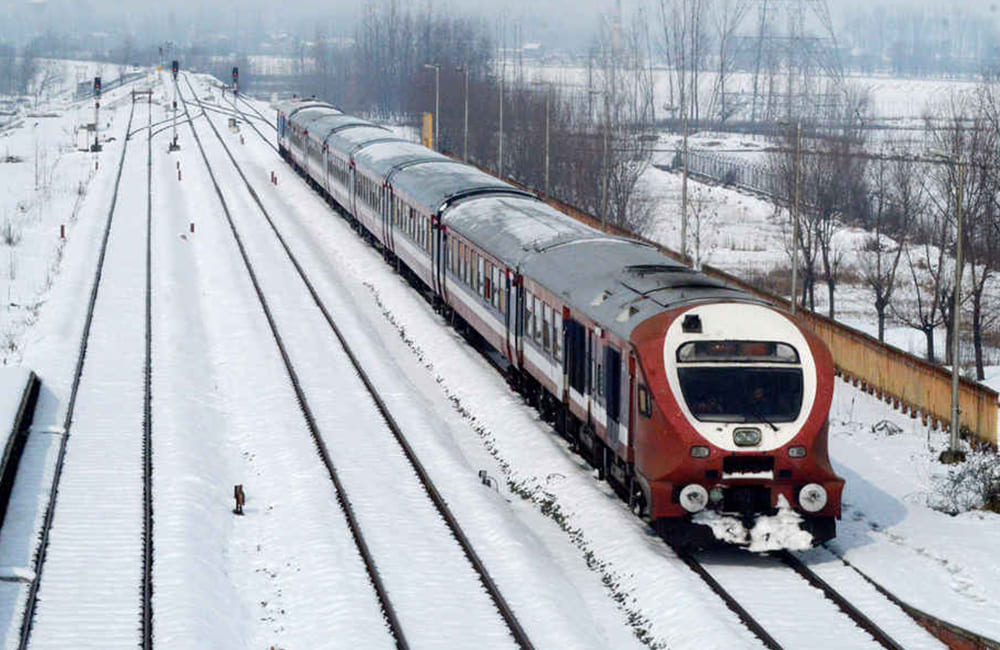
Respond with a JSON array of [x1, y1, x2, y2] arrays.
[[232, 93, 276, 132], [20, 93, 156, 649], [675, 547, 944, 650], [176, 83, 408, 647], [819, 545, 1000, 650], [773, 550, 905, 650], [140, 91, 155, 650], [181, 75, 534, 650], [672, 547, 782, 649]]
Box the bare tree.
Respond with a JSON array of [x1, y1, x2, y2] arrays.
[[709, 0, 750, 122], [859, 151, 917, 342]]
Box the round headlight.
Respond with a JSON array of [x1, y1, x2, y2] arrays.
[[799, 483, 828, 513], [679, 484, 709, 513]]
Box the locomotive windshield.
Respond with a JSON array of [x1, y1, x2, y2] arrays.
[[678, 366, 804, 424]]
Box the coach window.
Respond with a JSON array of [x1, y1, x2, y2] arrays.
[[637, 385, 652, 418], [499, 275, 506, 315], [478, 257, 485, 298], [525, 292, 535, 342], [553, 310, 563, 361], [533, 296, 544, 345], [596, 356, 605, 398], [542, 303, 552, 352], [491, 266, 500, 309]]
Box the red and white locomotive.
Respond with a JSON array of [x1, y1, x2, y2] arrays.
[[276, 98, 844, 546]]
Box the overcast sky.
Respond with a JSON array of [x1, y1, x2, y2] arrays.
[[1, 0, 998, 50]]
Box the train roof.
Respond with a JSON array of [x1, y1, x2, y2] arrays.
[[353, 140, 451, 182], [304, 114, 375, 141], [274, 99, 338, 119], [522, 239, 749, 340], [324, 125, 398, 156], [390, 160, 533, 216], [444, 194, 750, 340], [443, 195, 595, 266]]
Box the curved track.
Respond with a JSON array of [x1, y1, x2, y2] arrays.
[[180, 74, 534, 650]]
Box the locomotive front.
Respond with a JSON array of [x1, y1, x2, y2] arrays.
[[631, 301, 843, 549]]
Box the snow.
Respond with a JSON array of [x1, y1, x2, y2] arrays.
[[0, 63, 996, 650], [694, 496, 815, 552]]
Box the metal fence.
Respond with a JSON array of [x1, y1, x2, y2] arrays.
[[661, 150, 788, 203]]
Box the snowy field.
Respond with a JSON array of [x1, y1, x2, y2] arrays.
[[0, 63, 994, 649]]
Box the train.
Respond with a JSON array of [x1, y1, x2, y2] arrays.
[[274, 98, 844, 547]]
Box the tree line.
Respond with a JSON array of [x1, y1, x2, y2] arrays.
[[764, 77, 1000, 381]]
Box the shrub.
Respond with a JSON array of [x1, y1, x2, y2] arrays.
[[928, 449, 1000, 515]]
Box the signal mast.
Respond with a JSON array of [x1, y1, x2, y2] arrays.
[[168, 59, 180, 152], [92, 76, 102, 152]]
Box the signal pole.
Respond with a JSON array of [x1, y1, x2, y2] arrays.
[[92, 76, 102, 152], [169, 60, 180, 152]]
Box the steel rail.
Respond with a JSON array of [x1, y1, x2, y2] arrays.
[[177, 76, 411, 650], [821, 544, 1000, 650], [141, 87, 155, 650], [774, 550, 905, 650], [18, 97, 141, 650], [671, 546, 784, 650], [195, 74, 535, 650]]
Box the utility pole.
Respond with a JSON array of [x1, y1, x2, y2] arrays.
[[680, 103, 689, 264], [498, 73, 504, 177], [533, 81, 551, 195], [461, 66, 469, 161], [544, 89, 550, 196], [944, 158, 967, 464], [792, 121, 801, 314]]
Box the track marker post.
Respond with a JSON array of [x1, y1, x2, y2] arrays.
[[233, 485, 245, 515]]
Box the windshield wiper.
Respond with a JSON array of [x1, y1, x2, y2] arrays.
[[746, 402, 778, 431]]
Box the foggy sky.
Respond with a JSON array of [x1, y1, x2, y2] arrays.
[[1, 0, 998, 51]]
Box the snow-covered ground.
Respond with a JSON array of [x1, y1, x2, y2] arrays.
[[0, 63, 996, 649]]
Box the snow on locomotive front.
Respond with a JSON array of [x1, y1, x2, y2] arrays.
[[631, 300, 843, 549]]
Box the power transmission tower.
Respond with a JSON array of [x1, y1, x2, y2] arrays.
[[741, 0, 845, 124]]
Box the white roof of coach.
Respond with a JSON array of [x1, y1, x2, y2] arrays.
[[353, 140, 450, 181], [389, 160, 531, 217], [324, 125, 398, 156], [443, 195, 595, 267]]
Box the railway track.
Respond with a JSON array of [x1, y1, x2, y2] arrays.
[[20, 91, 156, 648], [219, 83, 1000, 650], [214, 80, 942, 650], [180, 74, 534, 650], [673, 545, 944, 650]]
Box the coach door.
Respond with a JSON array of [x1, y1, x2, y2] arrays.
[[505, 272, 515, 363], [431, 216, 445, 300], [605, 345, 622, 447], [565, 319, 587, 415]]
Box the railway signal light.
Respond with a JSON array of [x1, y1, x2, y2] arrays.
[[171, 60, 179, 79], [93, 76, 101, 97], [232, 66, 239, 84]]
